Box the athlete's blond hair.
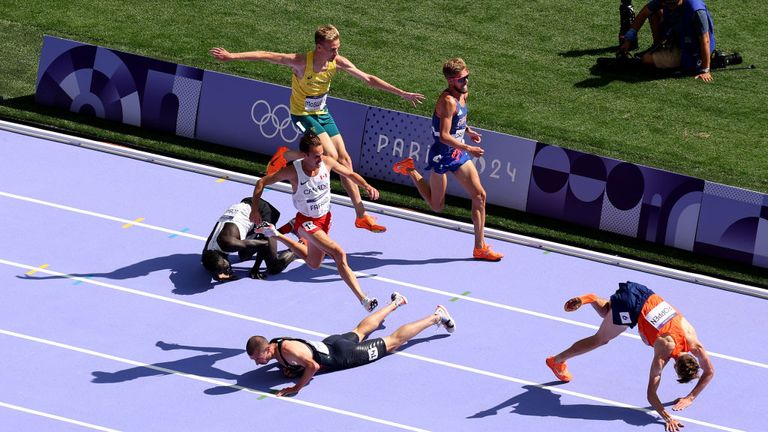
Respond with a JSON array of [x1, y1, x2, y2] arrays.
[[315, 24, 340, 44], [442, 58, 467, 79]]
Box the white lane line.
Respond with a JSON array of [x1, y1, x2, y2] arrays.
[[0, 191, 205, 240], [0, 400, 120, 432], [0, 319, 744, 431], [0, 261, 750, 432], [398, 351, 745, 432], [0, 329, 428, 432], [0, 190, 765, 370]]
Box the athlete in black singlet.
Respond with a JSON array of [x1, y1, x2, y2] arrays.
[[245, 293, 456, 397]]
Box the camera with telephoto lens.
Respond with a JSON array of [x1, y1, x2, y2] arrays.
[[711, 50, 743, 69], [618, 0, 636, 47]]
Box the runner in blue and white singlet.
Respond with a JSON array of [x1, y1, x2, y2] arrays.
[[426, 95, 472, 174], [392, 57, 503, 261]]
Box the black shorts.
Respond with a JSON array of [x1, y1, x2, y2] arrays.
[[319, 332, 387, 371]]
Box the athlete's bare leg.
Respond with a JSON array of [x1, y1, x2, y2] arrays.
[[452, 161, 487, 250], [296, 227, 367, 303], [351, 300, 401, 341], [326, 133, 368, 219], [382, 313, 443, 352], [551, 310, 627, 363]]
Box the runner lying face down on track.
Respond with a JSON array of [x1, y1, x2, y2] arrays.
[[545, 281, 714, 432], [250, 132, 382, 312], [246, 292, 455, 397], [201, 197, 294, 282]]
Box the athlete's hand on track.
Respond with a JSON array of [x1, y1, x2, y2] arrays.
[[276, 386, 299, 397], [664, 417, 685, 431], [671, 396, 694, 411], [209, 47, 233, 61]]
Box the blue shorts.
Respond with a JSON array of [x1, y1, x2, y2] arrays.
[[425, 142, 471, 174], [609, 282, 654, 328], [291, 113, 340, 137]]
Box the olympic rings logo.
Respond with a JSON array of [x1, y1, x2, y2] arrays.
[[250, 100, 301, 143]]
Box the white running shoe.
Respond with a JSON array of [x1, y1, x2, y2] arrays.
[[434, 305, 456, 333], [390, 292, 408, 308], [362, 297, 379, 312]]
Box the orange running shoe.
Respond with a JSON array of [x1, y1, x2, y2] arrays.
[[354, 214, 386, 233], [472, 245, 503, 261], [393, 157, 416, 175], [546, 356, 572, 382], [266, 146, 289, 176]]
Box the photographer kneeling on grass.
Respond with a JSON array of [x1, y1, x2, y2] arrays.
[[619, 0, 724, 82]]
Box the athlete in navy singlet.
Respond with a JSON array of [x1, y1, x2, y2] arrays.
[[393, 58, 503, 261], [246, 292, 456, 397]]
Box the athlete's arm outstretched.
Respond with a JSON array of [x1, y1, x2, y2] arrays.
[[250, 167, 297, 224], [672, 342, 715, 411], [335, 55, 424, 107], [323, 156, 379, 200], [647, 343, 684, 431], [209, 48, 304, 76]]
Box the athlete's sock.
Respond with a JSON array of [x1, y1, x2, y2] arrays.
[[578, 293, 598, 305], [564, 293, 598, 312]]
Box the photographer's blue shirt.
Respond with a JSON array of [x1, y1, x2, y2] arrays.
[[647, 0, 715, 70]]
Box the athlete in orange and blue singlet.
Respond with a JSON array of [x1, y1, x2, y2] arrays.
[[546, 281, 715, 432], [210, 24, 424, 233]]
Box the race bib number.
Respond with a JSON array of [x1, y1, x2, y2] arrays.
[[644, 301, 677, 330], [367, 346, 379, 361], [301, 220, 318, 232], [454, 128, 466, 142], [618, 311, 632, 325], [304, 93, 328, 112]]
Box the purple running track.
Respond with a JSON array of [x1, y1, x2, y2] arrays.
[[0, 127, 766, 432]]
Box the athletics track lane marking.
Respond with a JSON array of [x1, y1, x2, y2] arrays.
[[0, 260, 749, 432], [0, 400, 119, 432], [1, 190, 765, 370], [0, 329, 429, 432]]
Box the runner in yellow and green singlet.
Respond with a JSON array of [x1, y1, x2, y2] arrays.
[[211, 25, 424, 233]]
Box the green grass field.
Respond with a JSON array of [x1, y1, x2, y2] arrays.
[[1, 1, 766, 288]]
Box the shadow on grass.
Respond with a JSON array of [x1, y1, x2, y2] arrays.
[[558, 46, 618, 58], [575, 60, 684, 88]]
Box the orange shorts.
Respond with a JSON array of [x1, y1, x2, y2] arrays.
[[295, 212, 332, 235]]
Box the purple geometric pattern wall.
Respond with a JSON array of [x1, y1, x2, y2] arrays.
[[695, 182, 768, 267], [526, 143, 705, 252], [34, 36, 768, 269], [36, 36, 203, 138]]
